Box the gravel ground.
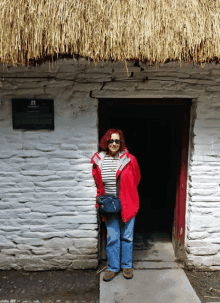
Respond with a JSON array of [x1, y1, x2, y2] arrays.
[[0, 268, 100, 303], [1, 265, 220, 303], [184, 269, 220, 303]]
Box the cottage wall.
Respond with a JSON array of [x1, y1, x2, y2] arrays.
[[0, 58, 220, 270]]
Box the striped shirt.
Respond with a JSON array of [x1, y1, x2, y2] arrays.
[[101, 154, 120, 196]]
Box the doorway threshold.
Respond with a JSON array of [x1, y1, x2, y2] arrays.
[[133, 231, 178, 269]]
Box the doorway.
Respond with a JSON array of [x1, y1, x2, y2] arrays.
[[98, 98, 191, 258]]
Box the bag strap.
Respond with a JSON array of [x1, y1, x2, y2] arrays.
[[116, 174, 120, 199]]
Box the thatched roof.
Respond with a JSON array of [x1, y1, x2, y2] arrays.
[[0, 0, 220, 67]]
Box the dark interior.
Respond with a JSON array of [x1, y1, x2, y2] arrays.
[[98, 98, 190, 239]]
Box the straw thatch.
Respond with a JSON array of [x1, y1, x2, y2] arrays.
[[0, 0, 220, 67]]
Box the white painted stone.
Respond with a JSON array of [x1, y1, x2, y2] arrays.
[[189, 207, 212, 215], [28, 199, 95, 205], [206, 227, 220, 233], [33, 192, 67, 200], [188, 202, 220, 208], [46, 215, 97, 224], [77, 143, 94, 150], [191, 196, 220, 202], [0, 202, 18, 210], [43, 237, 74, 249], [69, 260, 98, 269], [47, 212, 78, 216], [0, 235, 17, 248], [20, 164, 49, 170], [17, 150, 46, 158], [0, 255, 20, 268], [34, 181, 78, 187], [208, 254, 220, 265], [0, 249, 21, 255], [29, 223, 79, 232], [187, 247, 219, 255], [189, 188, 218, 195], [53, 172, 82, 180], [205, 238, 220, 244], [189, 215, 220, 228], [192, 155, 220, 162], [3, 187, 34, 193], [28, 205, 63, 213], [78, 247, 99, 254], [0, 150, 17, 158], [80, 180, 95, 186], [65, 188, 96, 198], [17, 213, 47, 219], [24, 157, 51, 163], [7, 236, 44, 245], [35, 144, 58, 152], [2, 193, 33, 201], [60, 144, 78, 150], [0, 226, 21, 232], [187, 255, 213, 266], [189, 182, 218, 188], [47, 163, 74, 170], [17, 231, 67, 239], [0, 183, 18, 188], [209, 232, 220, 238], [66, 254, 98, 260], [65, 230, 98, 238], [188, 232, 209, 240], [77, 224, 98, 230], [69, 163, 93, 170], [27, 176, 61, 182], [74, 171, 92, 177], [191, 167, 220, 174], [17, 219, 46, 226], [187, 240, 220, 247], [31, 248, 53, 255], [0, 210, 18, 219], [64, 205, 95, 211], [73, 238, 97, 249]]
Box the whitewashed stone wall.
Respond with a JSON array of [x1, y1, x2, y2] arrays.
[[0, 59, 99, 270], [1, 58, 220, 269]]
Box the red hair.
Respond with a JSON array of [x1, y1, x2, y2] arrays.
[[99, 129, 126, 152]]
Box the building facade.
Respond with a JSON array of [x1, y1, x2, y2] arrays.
[[0, 58, 220, 270]]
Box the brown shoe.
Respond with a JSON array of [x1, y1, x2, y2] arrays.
[[122, 268, 133, 279], [103, 270, 118, 282]]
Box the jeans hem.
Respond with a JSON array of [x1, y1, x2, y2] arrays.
[[107, 268, 120, 273]]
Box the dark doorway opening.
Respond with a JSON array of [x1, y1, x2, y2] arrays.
[[98, 98, 191, 251]]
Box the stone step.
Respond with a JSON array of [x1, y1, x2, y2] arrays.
[[100, 269, 201, 303], [133, 241, 176, 262], [133, 261, 179, 269]]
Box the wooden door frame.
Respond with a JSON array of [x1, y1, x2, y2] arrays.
[[172, 101, 191, 259], [98, 98, 191, 261]]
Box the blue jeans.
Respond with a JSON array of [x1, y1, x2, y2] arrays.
[[105, 213, 136, 272]]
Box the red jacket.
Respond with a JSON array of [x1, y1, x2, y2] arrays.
[[91, 148, 141, 223]]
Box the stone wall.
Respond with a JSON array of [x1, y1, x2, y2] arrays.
[[1, 58, 220, 269], [0, 59, 99, 270]]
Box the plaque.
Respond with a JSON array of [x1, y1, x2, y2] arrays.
[[12, 99, 54, 130]]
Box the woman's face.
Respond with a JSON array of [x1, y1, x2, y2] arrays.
[[108, 133, 120, 156]]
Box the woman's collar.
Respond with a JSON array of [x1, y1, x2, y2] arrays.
[[98, 148, 128, 155]]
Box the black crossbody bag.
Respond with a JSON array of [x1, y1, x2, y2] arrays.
[[97, 195, 121, 215]]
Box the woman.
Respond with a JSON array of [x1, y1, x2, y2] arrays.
[[91, 129, 141, 282]]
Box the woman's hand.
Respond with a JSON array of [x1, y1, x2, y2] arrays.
[[101, 214, 107, 222]]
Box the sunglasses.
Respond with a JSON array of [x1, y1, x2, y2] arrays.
[[108, 139, 121, 144]]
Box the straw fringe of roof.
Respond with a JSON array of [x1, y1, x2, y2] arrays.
[[0, 0, 220, 67]]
